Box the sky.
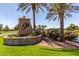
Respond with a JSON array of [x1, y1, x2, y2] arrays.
[[0, 3, 79, 29]]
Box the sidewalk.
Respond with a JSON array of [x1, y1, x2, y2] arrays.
[[38, 37, 79, 48]]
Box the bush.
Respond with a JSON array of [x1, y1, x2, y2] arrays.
[[47, 29, 59, 39], [64, 32, 78, 41], [41, 30, 47, 37], [31, 30, 41, 36]]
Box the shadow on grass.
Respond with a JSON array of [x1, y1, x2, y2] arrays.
[[40, 47, 79, 52], [39, 47, 79, 55]]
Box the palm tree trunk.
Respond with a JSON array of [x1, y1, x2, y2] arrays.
[[59, 4, 65, 42], [33, 9, 35, 31], [32, 3, 36, 32]]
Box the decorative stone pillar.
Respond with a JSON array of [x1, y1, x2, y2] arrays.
[[18, 16, 32, 36]]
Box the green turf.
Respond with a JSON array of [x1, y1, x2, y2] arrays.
[[0, 36, 79, 56]]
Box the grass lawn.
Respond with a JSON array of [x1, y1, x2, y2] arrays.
[[0, 31, 16, 34], [0, 36, 79, 56]]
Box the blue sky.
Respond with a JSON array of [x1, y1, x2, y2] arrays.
[[0, 3, 79, 29]]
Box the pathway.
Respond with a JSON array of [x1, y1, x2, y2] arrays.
[[38, 37, 79, 48]]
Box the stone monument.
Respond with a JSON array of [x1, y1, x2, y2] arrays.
[[18, 16, 32, 36]]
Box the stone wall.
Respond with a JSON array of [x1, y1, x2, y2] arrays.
[[4, 35, 42, 46]]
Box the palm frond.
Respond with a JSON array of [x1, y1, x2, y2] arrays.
[[72, 6, 79, 11], [41, 3, 49, 11], [65, 4, 79, 13], [25, 7, 31, 14], [17, 3, 48, 15], [21, 4, 31, 11], [46, 13, 54, 20], [39, 7, 44, 13], [46, 13, 58, 21], [35, 9, 39, 14], [35, 7, 39, 14], [48, 16, 57, 21], [65, 13, 72, 18], [46, 3, 79, 21], [53, 16, 58, 21], [46, 12, 58, 20], [64, 15, 67, 20], [17, 3, 30, 11]]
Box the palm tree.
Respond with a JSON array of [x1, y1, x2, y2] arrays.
[[17, 3, 48, 32], [38, 25, 42, 30], [42, 25, 47, 30], [46, 3, 79, 42]]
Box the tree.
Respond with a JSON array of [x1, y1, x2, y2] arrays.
[[46, 3, 79, 42], [36, 25, 47, 30], [41, 25, 47, 30], [3, 25, 9, 31], [14, 25, 19, 31], [17, 3, 48, 32], [0, 24, 3, 31], [38, 25, 41, 30], [66, 24, 79, 30]]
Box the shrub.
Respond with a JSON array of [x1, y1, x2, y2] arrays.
[[31, 30, 41, 36], [41, 30, 47, 37], [47, 29, 59, 39], [64, 32, 78, 41]]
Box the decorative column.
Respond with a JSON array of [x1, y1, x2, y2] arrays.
[[18, 16, 32, 36]]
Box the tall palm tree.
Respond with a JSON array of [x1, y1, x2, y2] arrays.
[[17, 3, 48, 32], [46, 3, 79, 42]]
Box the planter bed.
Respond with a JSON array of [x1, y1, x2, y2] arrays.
[[4, 35, 42, 46]]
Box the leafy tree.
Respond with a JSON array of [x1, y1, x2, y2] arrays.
[[46, 3, 79, 42], [3, 25, 9, 31], [17, 3, 48, 32], [14, 25, 18, 31], [0, 24, 3, 31], [66, 24, 79, 30]]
